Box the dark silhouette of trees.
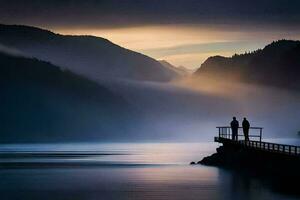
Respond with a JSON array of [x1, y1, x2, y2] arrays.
[[0, 52, 134, 143], [195, 40, 300, 90]]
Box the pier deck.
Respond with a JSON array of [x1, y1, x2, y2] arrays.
[[215, 127, 300, 156]]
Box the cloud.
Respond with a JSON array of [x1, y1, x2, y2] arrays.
[[0, 0, 300, 29], [0, 44, 25, 57], [141, 41, 264, 58]]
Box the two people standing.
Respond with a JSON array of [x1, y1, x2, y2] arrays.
[[230, 117, 250, 141]]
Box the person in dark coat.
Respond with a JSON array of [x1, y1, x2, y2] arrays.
[[242, 117, 250, 141], [230, 117, 239, 141]]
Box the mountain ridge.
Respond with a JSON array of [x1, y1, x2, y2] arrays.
[[194, 40, 300, 90], [0, 24, 178, 82]]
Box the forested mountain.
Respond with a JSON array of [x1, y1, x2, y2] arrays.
[[195, 40, 300, 90]]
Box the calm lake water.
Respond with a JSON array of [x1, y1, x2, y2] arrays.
[[0, 142, 299, 200]]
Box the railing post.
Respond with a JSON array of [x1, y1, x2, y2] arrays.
[[259, 128, 262, 142], [228, 127, 230, 139], [227, 127, 229, 139]]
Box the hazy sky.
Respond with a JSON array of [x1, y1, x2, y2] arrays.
[[1, 0, 300, 69]]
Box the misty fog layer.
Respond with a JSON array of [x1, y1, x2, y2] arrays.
[[100, 76, 300, 141], [2, 46, 299, 142]]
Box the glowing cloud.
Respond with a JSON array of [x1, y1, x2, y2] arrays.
[[56, 25, 300, 69]]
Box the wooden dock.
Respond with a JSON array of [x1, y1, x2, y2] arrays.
[[215, 127, 300, 156], [200, 126, 300, 195]]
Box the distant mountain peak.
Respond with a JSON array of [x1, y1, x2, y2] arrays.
[[159, 60, 192, 76]]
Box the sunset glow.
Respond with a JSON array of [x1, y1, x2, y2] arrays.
[[56, 25, 300, 69]]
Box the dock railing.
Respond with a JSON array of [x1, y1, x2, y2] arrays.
[[217, 126, 263, 142], [215, 126, 300, 156]]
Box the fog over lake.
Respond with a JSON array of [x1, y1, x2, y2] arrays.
[[100, 76, 300, 141]]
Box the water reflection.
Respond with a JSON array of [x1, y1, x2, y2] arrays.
[[0, 143, 298, 200]]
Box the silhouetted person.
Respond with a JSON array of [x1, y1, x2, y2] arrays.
[[242, 118, 250, 141], [230, 117, 239, 141]]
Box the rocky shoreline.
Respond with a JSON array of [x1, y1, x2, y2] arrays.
[[192, 143, 300, 196]]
